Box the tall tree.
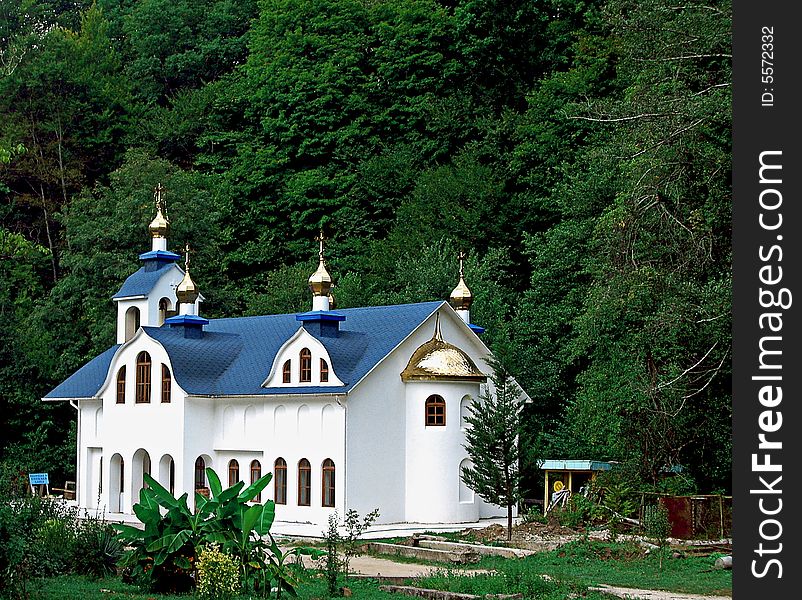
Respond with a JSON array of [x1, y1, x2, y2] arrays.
[[462, 361, 524, 540]]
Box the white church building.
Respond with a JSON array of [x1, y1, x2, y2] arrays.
[[44, 188, 521, 527]]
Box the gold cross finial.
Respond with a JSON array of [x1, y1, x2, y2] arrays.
[[316, 229, 325, 261], [184, 243, 191, 271], [154, 183, 167, 216], [458, 250, 466, 278]]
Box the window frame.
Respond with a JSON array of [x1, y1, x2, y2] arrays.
[[282, 360, 291, 384], [116, 366, 126, 404], [250, 460, 262, 502], [299, 348, 312, 383], [320, 358, 329, 382], [194, 456, 206, 489], [322, 459, 335, 507], [161, 364, 171, 403], [135, 351, 152, 404], [425, 394, 446, 427], [298, 458, 311, 506], [274, 458, 287, 505], [228, 459, 240, 488]]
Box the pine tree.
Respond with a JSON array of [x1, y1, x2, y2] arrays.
[[461, 360, 523, 541]]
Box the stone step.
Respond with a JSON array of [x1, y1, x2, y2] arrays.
[[379, 585, 522, 600], [414, 539, 533, 559], [366, 542, 479, 564]]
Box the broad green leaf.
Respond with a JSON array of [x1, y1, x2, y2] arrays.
[[146, 529, 190, 553], [143, 472, 178, 507], [206, 467, 223, 498], [238, 471, 273, 502], [254, 500, 275, 536], [113, 523, 144, 540], [216, 480, 245, 503], [241, 503, 263, 543], [133, 502, 159, 525]]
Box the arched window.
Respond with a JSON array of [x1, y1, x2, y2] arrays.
[[282, 360, 291, 383], [250, 460, 262, 502], [135, 352, 152, 403], [194, 456, 206, 489], [158, 298, 171, 325], [125, 306, 140, 341], [161, 365, 171, 403], [322, 459, 335, 507], [274, 458, 287, 505], [320, 358, 329, 382], [460, 395, 472, 429], [425, 394, 446, 426], [228, 459, 240, 487], [299, 348, 312, 382], [298, 459, 311, 506], [116, 366, 126, 404]]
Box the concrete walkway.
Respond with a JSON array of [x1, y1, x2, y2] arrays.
[[272, 517, 510, 540], [589, 585, 731, 600]]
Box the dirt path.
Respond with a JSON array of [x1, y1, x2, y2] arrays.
[[589, 584, 731, 600], [299, 553, 488, 578]]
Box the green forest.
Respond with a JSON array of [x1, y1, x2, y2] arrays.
[[0, 0, 731, 495]]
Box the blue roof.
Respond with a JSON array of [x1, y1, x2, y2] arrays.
[[113, 261, 181, 299], [44, 345, 121, 399], [46, 301, 444, 399], [540, 460, 613, 472]]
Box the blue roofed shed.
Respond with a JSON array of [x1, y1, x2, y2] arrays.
[[540, 459, 614, 513]]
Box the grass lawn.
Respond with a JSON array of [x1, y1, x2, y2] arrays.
[[27, 540, 731, 600], [419, 539, 731, 598]]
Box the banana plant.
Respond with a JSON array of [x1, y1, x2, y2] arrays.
[[114, 467, 283, 595]]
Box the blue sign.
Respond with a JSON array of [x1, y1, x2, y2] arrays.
[[29, 473, 49, 485]]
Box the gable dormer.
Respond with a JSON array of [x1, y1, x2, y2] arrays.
[[262, 327, 345, 388]]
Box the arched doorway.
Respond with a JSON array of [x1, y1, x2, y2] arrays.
[[131, 449, 151, 502], [159, 454, 175, 496], [109, 453, 124, 513]]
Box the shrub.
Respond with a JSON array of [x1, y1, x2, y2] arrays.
[[71, 513, 123, 578], [0, 497, 80, 597], [197, 544, 241, 600], [520, 505, 547, 525], [324, 513, 341, 596], [643, 502, 672, 569]]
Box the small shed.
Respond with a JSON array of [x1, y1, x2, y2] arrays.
[[540, 459, 613, 513]]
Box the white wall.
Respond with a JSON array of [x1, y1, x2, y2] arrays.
[[94, 332, 186, 514]]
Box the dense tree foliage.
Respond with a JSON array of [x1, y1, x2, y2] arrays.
[[0, 0, 731, 495]]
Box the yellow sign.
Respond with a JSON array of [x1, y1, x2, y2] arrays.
[[553, 480, 564, 492]]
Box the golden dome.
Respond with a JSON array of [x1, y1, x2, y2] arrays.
[[449, 251, 473, 310], [401, 315, 486, 382], [149, 183, 170, 238], [176, 245, 200, 305], [450, 277, 473, 311], [308, 233, 333, 297], [327, 291, 336, 309]]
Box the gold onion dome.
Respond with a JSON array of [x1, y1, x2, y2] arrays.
[[176, 245, 200, 305], [401, 315, 486, 382], [149, 183, 170, 238], [449, 251, 473, 311], [308, 233, 333, 297]]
